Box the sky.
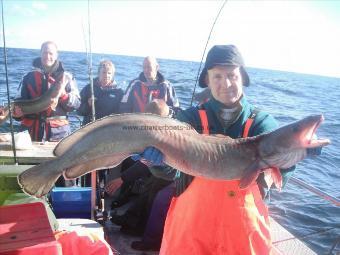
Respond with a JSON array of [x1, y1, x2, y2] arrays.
[[1, 0, 340, 78]]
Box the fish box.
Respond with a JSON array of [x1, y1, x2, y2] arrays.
[[0, 202, 61, 255], [50, 187, 92, 219], [0, 165, 32, 205]]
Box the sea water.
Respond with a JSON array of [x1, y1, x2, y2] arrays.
[[0, 47, 339, 254]]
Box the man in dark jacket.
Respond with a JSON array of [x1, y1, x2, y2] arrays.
[[77, 59, 124, 186], [120, 56, 179, 113], [77, 59, 123, 125]]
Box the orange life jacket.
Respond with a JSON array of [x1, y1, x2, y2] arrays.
[[160, 109, 276, 255]]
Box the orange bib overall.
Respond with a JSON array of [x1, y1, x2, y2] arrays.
[[160, 110, 274, 255]]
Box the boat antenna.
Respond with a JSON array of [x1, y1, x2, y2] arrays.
[[190, 0, 227, 107], [1, 0, 18, 164]]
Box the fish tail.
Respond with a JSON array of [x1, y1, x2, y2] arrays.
[[17, 159, 62, 198]]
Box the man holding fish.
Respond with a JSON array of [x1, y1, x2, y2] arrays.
[[13, 41, 80, 142], [135, 45, 326, 254]]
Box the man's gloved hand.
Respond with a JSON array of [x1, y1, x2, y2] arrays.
[[131, 146, 164, 167]]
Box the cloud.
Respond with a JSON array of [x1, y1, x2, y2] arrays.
[[11, 3, 35, 17], [32, 1, 48, 11]]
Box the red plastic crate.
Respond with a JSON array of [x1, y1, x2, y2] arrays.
[[0, 202, 61, 255]]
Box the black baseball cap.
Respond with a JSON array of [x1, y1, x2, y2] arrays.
[[198, 45, 250, 88]]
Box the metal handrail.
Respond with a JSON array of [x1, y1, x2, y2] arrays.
[[290, 177, 340, 207]]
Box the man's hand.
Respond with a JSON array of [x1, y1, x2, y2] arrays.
[[1, 105, 23, 118], [88, 97, 96, 107], [132, 146, 164, 167], [0, 106, 6, 116], [12, 105, 23, 118], [0, 106, 7, 121]]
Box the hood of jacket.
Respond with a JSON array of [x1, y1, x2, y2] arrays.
[[138, 71, 165, 84], [32, 57, 64, 78]]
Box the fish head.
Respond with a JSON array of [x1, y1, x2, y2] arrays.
[[258, 114, 330, 169]]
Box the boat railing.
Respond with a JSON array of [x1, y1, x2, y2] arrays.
[[272, 176, 339, 254], [290, 177, 340, 207]]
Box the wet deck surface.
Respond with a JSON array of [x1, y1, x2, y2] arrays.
[[104, 221, 159, 255], [102, 193, 159, 255]]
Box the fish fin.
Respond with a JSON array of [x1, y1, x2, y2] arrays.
[[64, 155, 126, 179], [211, 134, 226, 138], [263, 167, 282, 191], [239, 160, 262, 189], [17, 159, 62, 198]]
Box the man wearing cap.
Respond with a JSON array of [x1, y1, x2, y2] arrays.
[[136, 45, 295, 254]]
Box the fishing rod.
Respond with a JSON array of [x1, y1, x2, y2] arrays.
[[87, 0, 95, 123], [1, 0, 17, 164], [190, 0, 227, 107], [85, 0, 97, 221], [81, 20, 96, 124], [290, 176, 340, 207]]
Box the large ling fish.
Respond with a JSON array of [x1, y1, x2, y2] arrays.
[[17, 113, 330, 198], [0, 72, 66, 125]]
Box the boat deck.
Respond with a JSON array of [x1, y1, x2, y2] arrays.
[[56, 216, 316, 255], [0, 138, 57, 164], [102, 193, 317, 254]]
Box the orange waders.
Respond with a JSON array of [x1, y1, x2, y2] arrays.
[[159, 110, 274, 255]]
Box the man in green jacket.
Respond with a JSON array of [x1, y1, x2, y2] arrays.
[[136, 45, 296, 254]]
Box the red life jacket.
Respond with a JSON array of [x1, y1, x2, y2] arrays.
[[160, 109, 277, 255], [133, 82, 162, 112], [21, 71, 68, 141]]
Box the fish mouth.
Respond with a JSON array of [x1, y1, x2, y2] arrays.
[[305, 115, 330, 148]]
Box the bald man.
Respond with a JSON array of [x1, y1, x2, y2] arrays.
[[16, 41, 80, 142], [120, 56, 179, 113]]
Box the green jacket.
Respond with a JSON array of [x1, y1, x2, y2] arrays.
[[150, 96, 295, 199]]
